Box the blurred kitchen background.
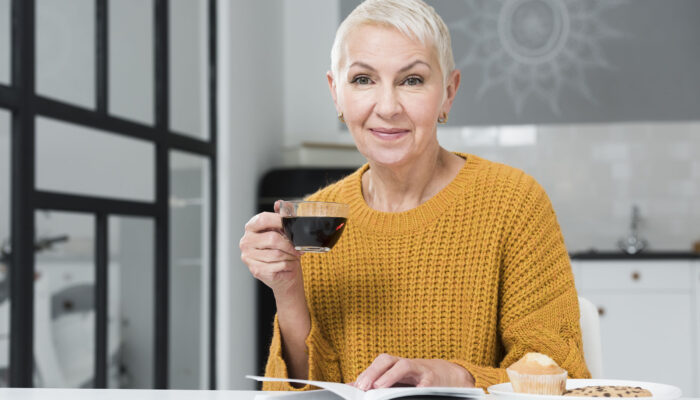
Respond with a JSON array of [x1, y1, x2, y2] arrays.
[[0, 0, 699, 395]]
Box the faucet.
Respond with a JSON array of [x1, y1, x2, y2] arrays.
[[617, 205, 647, 254]]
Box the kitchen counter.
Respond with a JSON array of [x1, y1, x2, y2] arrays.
[[570, 251, 700, 260]]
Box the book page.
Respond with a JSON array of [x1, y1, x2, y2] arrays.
[[247, 376, 484, 400], [364, 386, 484, 400], [255, 390, 342, 400], [247, 375, 363, 400]]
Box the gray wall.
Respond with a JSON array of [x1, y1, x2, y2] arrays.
[[342, 0, 700, 126]]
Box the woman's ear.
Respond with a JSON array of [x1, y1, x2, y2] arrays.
[[327, 71, 341, 115], [441, 69, 461, 115]]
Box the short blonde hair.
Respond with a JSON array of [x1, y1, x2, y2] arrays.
[[330, 0, 455, 84]]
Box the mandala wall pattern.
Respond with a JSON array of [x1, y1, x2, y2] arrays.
[[449, 0, 626, 115]]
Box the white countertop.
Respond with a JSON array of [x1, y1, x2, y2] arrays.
[[0, 389, 696, 400], [0, 389, 263, 400]]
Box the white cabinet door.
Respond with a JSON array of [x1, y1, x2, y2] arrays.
[[694, 262, 700, 397], [584, 293, 693, 396]]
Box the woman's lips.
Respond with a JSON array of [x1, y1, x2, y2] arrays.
[[370, 128, 410, 140]]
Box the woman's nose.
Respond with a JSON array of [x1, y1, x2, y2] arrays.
[[374, 85, 402, 120]]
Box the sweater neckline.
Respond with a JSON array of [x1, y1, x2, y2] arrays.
[[343, 152, 482, 235]]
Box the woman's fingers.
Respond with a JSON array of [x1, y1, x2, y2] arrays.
[[273, 200, 282, 213], [242, 211, 302, 255], [241, 230, 296, 255], [245, 211, 283, 233], [239, 208, 307, 297], [355, 358, 474, 390], [246, 247, 298, 264], [373, 358, 421, 389], [356, 353, 400, 391]]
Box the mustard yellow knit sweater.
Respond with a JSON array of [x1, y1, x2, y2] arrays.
[[263, 153, 590, 391]]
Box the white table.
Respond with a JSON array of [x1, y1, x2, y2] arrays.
[[0, 389, 263, 400], [0, 389, 696, 400]]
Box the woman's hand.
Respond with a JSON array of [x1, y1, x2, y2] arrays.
[[240, 201, 311, 380], [239, 201, 304, 298], [354, 354, 475, 390]]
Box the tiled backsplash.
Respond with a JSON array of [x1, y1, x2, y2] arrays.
[[440, 121, 700, 253], [285, 121, 700, 253]]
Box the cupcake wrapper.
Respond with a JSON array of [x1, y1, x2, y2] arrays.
[[506, 369, 568, 395]]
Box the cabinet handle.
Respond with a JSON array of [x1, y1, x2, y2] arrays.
[[631, 271, 640, 281], [597, 307, 605, 317]]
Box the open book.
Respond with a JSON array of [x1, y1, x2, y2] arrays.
[[247, 375, 485, 400]]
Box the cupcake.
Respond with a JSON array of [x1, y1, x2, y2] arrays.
[[506, 352, 568, 395]]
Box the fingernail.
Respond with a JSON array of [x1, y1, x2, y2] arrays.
[[358, 378, 369, 391]]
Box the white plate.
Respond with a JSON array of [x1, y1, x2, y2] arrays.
[[488, 379, 682, 400]]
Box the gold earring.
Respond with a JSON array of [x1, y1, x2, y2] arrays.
[[338, 112, 345, 123], [438, 112, 448, 124]]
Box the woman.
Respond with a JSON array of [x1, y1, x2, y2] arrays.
[[239, 0, 590, 391]]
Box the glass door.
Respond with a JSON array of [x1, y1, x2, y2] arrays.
[[0, 0, 217, 389]]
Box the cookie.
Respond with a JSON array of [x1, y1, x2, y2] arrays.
[[563, 385, 652, 397]]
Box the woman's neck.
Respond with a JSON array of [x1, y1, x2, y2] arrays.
[[362, 147, 465, 213]]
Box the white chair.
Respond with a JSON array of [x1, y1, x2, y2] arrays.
[[578, 296, 603, 378]]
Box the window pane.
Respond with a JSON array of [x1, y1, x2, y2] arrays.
[[34, 211, 94, 388], [0, 0, 10, 85], [36, 0, 96, 109], [36, 116, 155, 202], [108, 216, 154, 388], [0, 109, 10, 387], [169, 0, 209, 139], [109, 0, 154, 125], [169, 151, 210, 389]]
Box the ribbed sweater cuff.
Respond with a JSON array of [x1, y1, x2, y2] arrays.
[[264, 315, 338, 391], [449, 360, 509, 391]]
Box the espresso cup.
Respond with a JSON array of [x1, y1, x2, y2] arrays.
[[279, 201, 349, 253]]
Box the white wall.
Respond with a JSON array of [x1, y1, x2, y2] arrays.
[[438, 122, 700, 253], [283, 0, 349, 148], [0, 110, 10, 248], [217, 0, 285, 390]]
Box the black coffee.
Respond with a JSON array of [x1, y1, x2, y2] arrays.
[[282, 216, 347, 251]]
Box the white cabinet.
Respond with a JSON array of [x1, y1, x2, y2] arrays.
[[584, 293, 692, 391], [695, 263, 700, 397], [572, 260, 698, 397]]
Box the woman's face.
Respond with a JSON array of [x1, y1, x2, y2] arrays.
[[328, 24, 460, 168]]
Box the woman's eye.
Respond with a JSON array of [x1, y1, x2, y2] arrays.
[[351, 76, 372, 85], [403, 76, 423, 86]]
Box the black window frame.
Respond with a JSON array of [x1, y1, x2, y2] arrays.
[[1, 0, 218, 389]]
